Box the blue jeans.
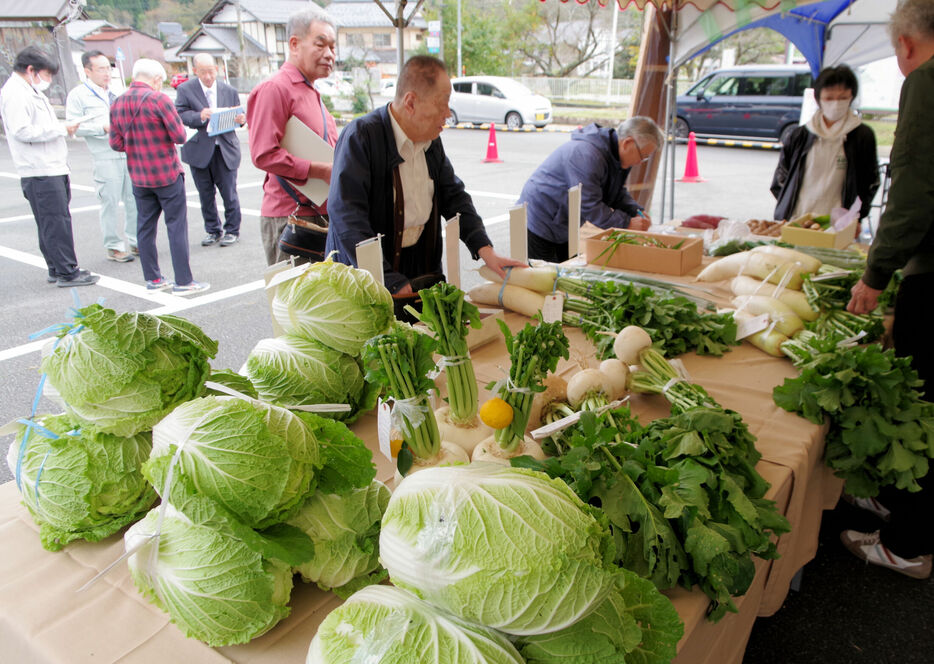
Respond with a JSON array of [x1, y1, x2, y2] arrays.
[[133, 174, 193, 285]]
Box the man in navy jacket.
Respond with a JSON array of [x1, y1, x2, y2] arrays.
[[176, 54, 245, 247], [518, 117, 662, 263], [326, 55, 522, 295]]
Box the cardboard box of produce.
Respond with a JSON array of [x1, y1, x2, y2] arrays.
[[584, 229, 703, 276], [780, 218, 858, 249]]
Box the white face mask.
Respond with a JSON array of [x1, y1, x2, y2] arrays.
[[821, 99, 850, 123], [31, 72, 51, 93]]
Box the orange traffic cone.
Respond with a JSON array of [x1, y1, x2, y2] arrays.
[[483, 123, 503, 163], [677, 131, 705, 183]]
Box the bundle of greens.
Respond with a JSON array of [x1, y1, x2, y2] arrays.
[[363, 324, 468, 475], [40, 304, 217, 437], [559, 278, 738, 360], [774, 334, 934, 497], [800, 269, 886, 342], [474, 319, 570, 463], [629, 347, 720, 414], [515, 407, 789, 622], [406, 282, 491, 455]]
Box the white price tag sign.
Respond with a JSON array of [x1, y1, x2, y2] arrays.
[[541, 293, 564, 324], [736, 313, 771, 340], [376, 399, 394, 461]]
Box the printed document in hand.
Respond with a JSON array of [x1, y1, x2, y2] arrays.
[[279, 116, 334, 206], [207, 106, 244, 136]]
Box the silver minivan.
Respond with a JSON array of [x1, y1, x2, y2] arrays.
[[448, 76, 552, 129], [675, 65, 812, 142]]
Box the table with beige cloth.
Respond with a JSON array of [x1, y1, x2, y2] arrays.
[[0, 303, 843, 664]]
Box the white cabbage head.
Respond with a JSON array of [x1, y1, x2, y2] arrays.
[[307, 584, 524, 664], [379, 463, 618, 635]]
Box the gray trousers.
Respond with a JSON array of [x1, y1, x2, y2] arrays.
[[93, 156, 137, 251]]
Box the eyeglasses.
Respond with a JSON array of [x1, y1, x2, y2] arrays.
[[633, 139, 650, 163]]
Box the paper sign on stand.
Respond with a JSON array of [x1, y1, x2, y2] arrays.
[[445, 214, 461, 288], [509, 204, 528, 262], [356, 236, 384, 287], [568, 184, 581, 258]]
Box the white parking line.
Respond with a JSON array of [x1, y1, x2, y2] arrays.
[[0, 243, 266, 361], [0, 205, 102, 224], [185, 180, 264, 197], [467, 190, 519, 202], [0, 172, 94, 192]]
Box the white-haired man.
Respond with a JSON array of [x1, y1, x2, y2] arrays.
[[247, 5, 339, 265], [110, 58, 208, 294], [843, 0, 934, 580]]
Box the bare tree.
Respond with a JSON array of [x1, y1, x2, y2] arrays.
[[516, 1, 614, 77]]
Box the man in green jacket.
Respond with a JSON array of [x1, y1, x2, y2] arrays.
[[844, 0, 934, 580]]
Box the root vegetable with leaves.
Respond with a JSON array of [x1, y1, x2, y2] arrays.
[[363, 324, 468, 478], [472, 319, 570, 465]]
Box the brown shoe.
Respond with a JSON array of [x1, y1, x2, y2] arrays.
[[840, 530, 932, 579], [107, 249, 135, 263]]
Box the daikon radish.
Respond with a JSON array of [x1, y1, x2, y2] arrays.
[[435, 406, 492, 456], [750, 245, 821, 273], [733, 310, 789, 357], [478, 265, 558, 293], [732, 294, 804, 337], [471, 435, 545, 465], [697, 251, 807, 289], [730, 275, 819, 321], [527, 375, 568, 430], [467, 281, 546, 318], [599, 359, 630, 400], [394, 441, 469, 484]]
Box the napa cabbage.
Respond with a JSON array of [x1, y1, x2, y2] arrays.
[[144, 396, 321, 529], [5, 413, 156, 551], [40, 304, 217, 436], [125, 495, 296, 647], [245, 335, 378, 423], [307, 585, 525, 664], [287, 480, 390, 598], [271, 258, 393, 356], [379, 463, 619, 636]]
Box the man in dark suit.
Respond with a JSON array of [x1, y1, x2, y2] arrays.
[[175, 53, 245, 247]]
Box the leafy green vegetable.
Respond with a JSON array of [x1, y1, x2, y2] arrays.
[[774, 335, 934, 496], [245, 334, 377, 423], [515, 569, 683, 664], [202, 368, 258, 398], [379, 464, 619, 636], [407, 281, 482, 425], [125, 496, 295, 647], [490, 318, 570, 452], [145, 396, 322, 529], [515, 407, 788, 622], [308, 585, 525, 663], [287, 480, 390, 598], [40, 304, 217, 436], [271, 257, 393, 356], [559, 279, 738, 360], [6, 414, 156, 551], [296, 411, 376, 495], [363, 323, 441, 463]]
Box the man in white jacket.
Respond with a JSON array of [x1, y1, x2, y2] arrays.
[[0, 46, 98, 286], [66, 50, 137, 263]]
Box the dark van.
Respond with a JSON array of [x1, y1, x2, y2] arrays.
[[674, 65, 812, 143]]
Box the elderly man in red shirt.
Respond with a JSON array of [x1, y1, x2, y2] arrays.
[[247, 5, 338, 265], [110, 58, 209, 294]]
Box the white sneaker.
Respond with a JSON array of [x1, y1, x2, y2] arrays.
[[840, 530, 932, 579], [842, 493, 892, 521]]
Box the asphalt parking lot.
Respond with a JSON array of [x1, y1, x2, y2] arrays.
[[0, 124, 793, 482]]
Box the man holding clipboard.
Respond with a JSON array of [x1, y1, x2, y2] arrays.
[[176, 54, 245, 248], [247, 6, 338, 265]]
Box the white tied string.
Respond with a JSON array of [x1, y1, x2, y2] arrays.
[[428, 354, 469, 380], [489, 372, 535, 398], [391, 395, 430, 438], [661, 377, 683, 395]]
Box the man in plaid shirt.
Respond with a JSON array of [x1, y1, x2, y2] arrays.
[[110, 58, 208, 294]]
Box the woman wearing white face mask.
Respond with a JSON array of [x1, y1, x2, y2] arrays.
[[771, 65, 880, 225]]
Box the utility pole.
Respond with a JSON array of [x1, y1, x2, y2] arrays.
[[457, 0, 462, 76], [235, 0, 247, 82], [605, 2, 619, 101]]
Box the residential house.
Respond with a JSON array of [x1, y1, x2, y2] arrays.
[[328, 0, 428, 77], [0, 0, 87, 105], [177, 0, 310, 87], [80, 27, 165, 80]]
